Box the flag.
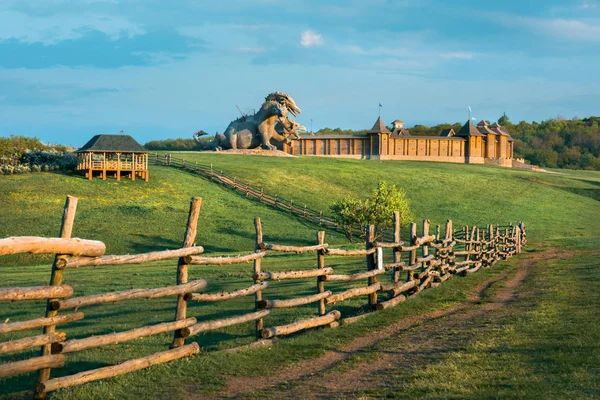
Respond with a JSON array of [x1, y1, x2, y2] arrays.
[[468, 106, 472, 112], [379, 103, 382, 107]]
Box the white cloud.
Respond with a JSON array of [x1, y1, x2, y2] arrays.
[[300, 30, 323, 47], [538, 18, 600, 41], [441, 52, 477, 60], [0, 10, 145, 44]]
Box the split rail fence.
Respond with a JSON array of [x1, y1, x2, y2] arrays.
[[1, 195, 526, 398]]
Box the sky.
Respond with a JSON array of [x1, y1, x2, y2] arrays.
[[1, 0, 599, 147]]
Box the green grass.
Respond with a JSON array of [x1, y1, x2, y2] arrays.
[[1, 154, 599, 398]]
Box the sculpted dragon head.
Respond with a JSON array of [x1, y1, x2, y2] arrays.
[[265, 92, 301, 118]]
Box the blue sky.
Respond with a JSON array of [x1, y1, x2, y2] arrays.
[[1, 0, 599, 146]]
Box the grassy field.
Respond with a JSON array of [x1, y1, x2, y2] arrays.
[[1, 154, 599, 398]]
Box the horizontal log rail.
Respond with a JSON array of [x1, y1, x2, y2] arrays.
[[381, 280, 418, 297], [260, 310, 341, 339], [187, 310, 270, 336], [376, 294, 406, 310], [0, 285, 73, 301], [255, 267, 333, 281], [0, 332, 66, 355], [37, 343, 200, 394], [416, 254, 434, 263], [0, 236, 105, 257], [382, 261, 421, 271], [326, 283, 381, 304], [189, 251, 267, 265], [397, 244, 420, 251], [0, 354, 64, 379], [53, 280, 207, 310], [259, 243, 328, 253], [326, 248, 377, 256], [0, 312, 84, 334], [413, 235, 436, 246], [62, 247, 205, 269], [257, 291, 332, 309], [372, 241, 405, 248], [453, 250, 481, 256], [325, 269, 386, 281], [54, 318, 197, 354], [185, 282, 269, 301]]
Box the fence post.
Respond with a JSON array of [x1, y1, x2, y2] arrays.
[[316, 231, 326, 316], [319, 211, 323, 225], [408, 222, 417, 283], [392, 211, 401, 283], [36, 195, 78, 399], [253, 218, 264, 338], [171, 197, 202, 348], [366, 225, 377, 309]]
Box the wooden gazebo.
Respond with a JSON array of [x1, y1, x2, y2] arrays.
[[75, 134, 149, 181]]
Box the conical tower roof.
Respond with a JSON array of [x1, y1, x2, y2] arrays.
[[456, 120, 484, 137], [367, 117, 392, 135]]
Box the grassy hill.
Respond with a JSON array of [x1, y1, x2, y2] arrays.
[[1, 155, 599, 399]]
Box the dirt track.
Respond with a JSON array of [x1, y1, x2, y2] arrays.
[[204, 250, 560, 399]]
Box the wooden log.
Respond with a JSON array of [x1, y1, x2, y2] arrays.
[[54, 280, 206, 310], [454, 266, 469, 274], [259, 243, 328, 253], [413, 267, 432, 280], [325, 269, 386, 281], [453, 260, 478, 267], [316, 231, 326, 316], [408, 222, 418, 283], [189, 251, 267, 265], [325, 283, 381, 304], [172, 197, 202, 349], [325, 248, 377, 256], [260, 310, 341, 339], [188, 310, 270, 336], [0, 312, 84, 334], [416, 254, 434, 263], [376, 294, 406, 310], [366, 225, 378, 309], [0, 332, 65, 355], [253, 218, 264, 339], [221, 338, 277, 354], [372, 241, 405, 248], [64, 247, 205, 268], [392, 211, 402, 283], [0, 355, 64, 379], [54, 318, 197, 354], [0, 285, 73, 301], [417, 276, 431, 292], [258, 291, 332, 309], [430, 282, 441, 288], [37, 343, 199, 394], [383, 280, 418, 297], [185, 282, 268, 302], [37, 195, 78, 398], [440, 273, 453, 282], [0, 236, 106, 257], [453, 250, 481, 256], [255, 267, 333, 281], [413, 234, 436, 246]]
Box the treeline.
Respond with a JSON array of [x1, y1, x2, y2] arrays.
[[0, 135, 77, 175], [144, 138, 200, 150]]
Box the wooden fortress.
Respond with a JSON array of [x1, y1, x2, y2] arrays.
[[75, 134, 149, 181]]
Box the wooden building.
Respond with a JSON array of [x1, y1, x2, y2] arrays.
[[75, 134, 149, 181], [280, 117, 514, 166]]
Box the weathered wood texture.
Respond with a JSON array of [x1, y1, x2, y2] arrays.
[[261, 310, 341, 338], [37, 343, 200, 394], [0, 285, 73, 301], [255, 267, 333, 281], [185, 282, 268, 301], [0, 313, 84, 334], [0, 332, 66, 355], [258, 291, 332, 309], [64, 247, 205, 268], [0, 237, 105, 257], [259, 243, 328, 253], [53, 280, 206, 310], [188, 310, 270, 336], [0, 355, 65, 378], [189, 251, 266, 265], [55, 318, 197, 354], [325, 269, 386, 281], [325, 283, 381, 304]]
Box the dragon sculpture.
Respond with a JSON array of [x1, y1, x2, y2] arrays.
[[193, 92, 305, 151]]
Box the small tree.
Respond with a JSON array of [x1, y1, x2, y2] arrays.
[[330, 181, 412, 242]]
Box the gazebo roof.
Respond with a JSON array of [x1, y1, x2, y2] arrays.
[[76, 135, 148, 153], [367, 117, 392, 135]]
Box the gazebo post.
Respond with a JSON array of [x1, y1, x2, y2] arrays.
[[116, 152, 121, 181]]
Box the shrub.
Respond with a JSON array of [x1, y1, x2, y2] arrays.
[[330, 181, 412, 242]]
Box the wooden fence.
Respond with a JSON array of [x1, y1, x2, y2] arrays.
[[0, 196, 526, 398]]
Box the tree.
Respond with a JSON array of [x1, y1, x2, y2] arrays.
[[330, 181, 412, 242]]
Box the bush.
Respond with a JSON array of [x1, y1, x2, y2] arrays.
[[330, 181, 412, 242]]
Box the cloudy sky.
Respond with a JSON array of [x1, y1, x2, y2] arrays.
[[1, 0, 599, 146]]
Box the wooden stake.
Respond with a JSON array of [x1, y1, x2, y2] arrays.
[[366, 225, 377, 309], [254, 218, 264, 338], [392, 211, 401, 283], [316, 231, 326, 316], [37, 195, 78, 399], [172, 197, 202, 348]]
